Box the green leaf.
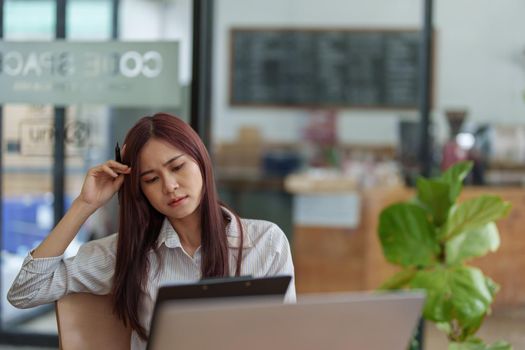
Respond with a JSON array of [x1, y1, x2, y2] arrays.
[[441, 196, 511, 241], [459, 276, 500, 338], [449, 338, 485, 350], [450, 339, 513, 350], [410, 267, 453, 322], [410, 266, 493, 325], [449, 339, 485, 350], [486, 341, 513, 350], [378, 203, 440, 267], [378, 269, 417, 290], [440, 161, 473, 202], [461, 313, 486, 340], [436, 321, 452, 334], [446, 223, 501, 265], [416, 177, 453, 226]]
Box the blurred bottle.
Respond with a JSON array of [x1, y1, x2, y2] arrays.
[[441, 109, 469, 171]]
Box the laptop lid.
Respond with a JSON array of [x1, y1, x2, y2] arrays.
[[148, 291, 424, 350]]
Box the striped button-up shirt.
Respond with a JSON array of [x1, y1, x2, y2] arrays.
[[7, 209, 296, 350]]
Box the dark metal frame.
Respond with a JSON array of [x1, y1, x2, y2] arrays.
[[111, 0, 119, 39], [414, 2, 434, 345], [418, 0, 434, 177], [53, 0, 67, 227], [191, 0, 213, 149]]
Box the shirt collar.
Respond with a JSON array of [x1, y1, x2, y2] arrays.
[[156, 207, 253, 249], [223, 206, 253, 248], [157, 219, 183, 249]]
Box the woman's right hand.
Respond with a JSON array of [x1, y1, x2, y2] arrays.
[[30, 160, 131, 259], [77, 160, 131, 210]]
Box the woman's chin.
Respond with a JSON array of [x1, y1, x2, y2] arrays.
[[163, 204, 199, 221]]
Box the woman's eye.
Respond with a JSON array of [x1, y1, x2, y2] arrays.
[[144, 177, 158, 184], [171, 164, 184, 172]]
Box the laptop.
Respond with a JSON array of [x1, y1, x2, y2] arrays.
[[148, 275, 292, 350], [148, 291, 424, 350]]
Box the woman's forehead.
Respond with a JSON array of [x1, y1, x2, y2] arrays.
[[139, 138, 185, 166]]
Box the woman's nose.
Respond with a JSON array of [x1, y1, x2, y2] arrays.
[[163, 178, 179, 194]]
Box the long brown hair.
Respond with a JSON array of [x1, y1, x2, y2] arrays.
[[111, 113, 244, 340]]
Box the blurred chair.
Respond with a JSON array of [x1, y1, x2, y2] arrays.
[[55, 293, 131, 350]]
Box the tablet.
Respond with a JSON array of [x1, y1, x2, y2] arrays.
[[155, 275, 292, 304]]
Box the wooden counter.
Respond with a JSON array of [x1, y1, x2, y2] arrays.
[[293, 186, 525, 306]]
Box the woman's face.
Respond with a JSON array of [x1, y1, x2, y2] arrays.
[[138, 138, 203, 222]]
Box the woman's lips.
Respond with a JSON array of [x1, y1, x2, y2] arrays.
[[168, 195, 188, 207]]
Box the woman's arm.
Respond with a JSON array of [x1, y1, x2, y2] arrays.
[[8, 234, 118, 308], [32, 160, 130, 258], [265, 226, 297, 303], [7, 160, 130, 308], [31, 198, 97, 258]]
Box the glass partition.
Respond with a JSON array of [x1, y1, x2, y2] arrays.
[[1, 0, 58, 335], [1, 0, 193, 344], [4, 0, 55, 40]]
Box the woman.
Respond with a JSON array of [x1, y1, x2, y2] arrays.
[[8, 113, 295, 349]]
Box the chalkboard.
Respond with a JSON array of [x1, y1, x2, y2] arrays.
[[230, 28, 427, 109]]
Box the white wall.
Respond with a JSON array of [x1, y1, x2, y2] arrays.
[[212, 0, 525, 145], [435, 0, 525, 126]]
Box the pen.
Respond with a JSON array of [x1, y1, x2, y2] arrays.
[[115, 142, 122, 163]]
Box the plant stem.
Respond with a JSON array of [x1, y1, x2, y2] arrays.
[[438, 242, 446, 263], [448, 320, 463, 342]]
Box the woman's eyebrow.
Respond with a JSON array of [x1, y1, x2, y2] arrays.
[[140, 154, 184, 177]]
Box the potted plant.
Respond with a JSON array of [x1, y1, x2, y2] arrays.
[[378, 161, 512, 350]]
